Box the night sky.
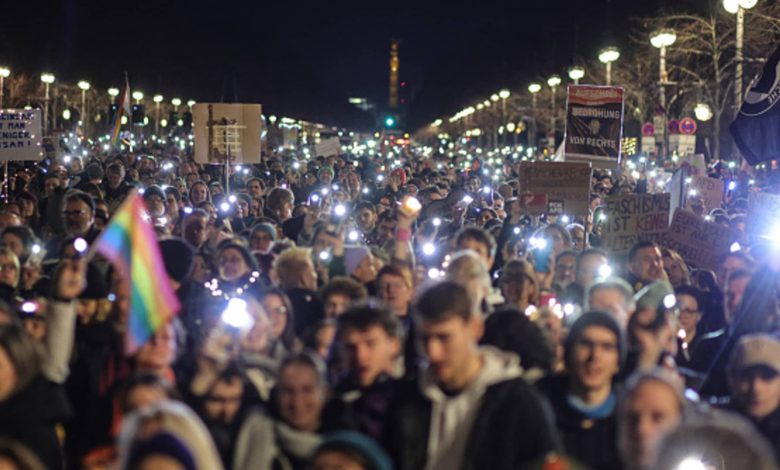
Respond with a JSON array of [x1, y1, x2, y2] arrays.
[[2, 0, 707, 131]]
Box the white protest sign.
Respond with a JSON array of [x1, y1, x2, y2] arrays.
[[0, 110, 44, 161], [315, 137, 341, 157], [193, 103, 262, 164]]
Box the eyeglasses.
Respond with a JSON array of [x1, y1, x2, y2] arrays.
[[266, 306, 287, 316], [63, 209, 89, 218], [679, 308, 700, 315], [0, 263, 17, 272]]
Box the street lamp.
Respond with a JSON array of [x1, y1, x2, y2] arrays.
[[41, 73, 55, 135], [132, 91, 143, 104], [187, 100, 196, 109], [108, 88, 119, 98], [598, 47, 620, 85], [490, 94, 499, 102], [153, 94, 163, 135], [568, 66, 585, 85], [528, 83, 542, 150], [650, 29, 676, 159], [0, 66, 10, 109], [723, 0, 758, 118], [547, 75, 562, 148], [171, 97, 182, 112], [498, 89, 511, 148], [77, 80, 90, 132], [694, 102, 713, 121]]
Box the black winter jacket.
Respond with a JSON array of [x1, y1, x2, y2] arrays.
[[382, 376, 560, 470]]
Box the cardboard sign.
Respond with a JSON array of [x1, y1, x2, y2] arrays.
[[0, 110, 43, 161], [517, 161, 592, 215], [193, 103, 262, 164], [687, 176, 724, 214], [518, 192, 548, 216], [564, 85, 625, 169], [747, 192, 780, 239], [662, 209, 731, 270], [602, 193, 671, 255], [315, 137, 341, 157]]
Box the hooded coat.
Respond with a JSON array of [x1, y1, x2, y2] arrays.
[[382, 346, 560, 470]]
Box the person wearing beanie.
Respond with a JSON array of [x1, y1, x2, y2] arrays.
[[312, 431, 393, 470], [536, 311, 624, 470], [618, 369, 687, 470], [142, 185, 167, 218], [329, 245, 379, 294], [249, 223, 277, 254], [627, 280, 679, 374], [126, 432, 197, 470], [210, 241, 264, 306], [318, 165, 335, 187], [727, 334, 780, 460]]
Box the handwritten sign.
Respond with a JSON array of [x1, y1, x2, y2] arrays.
[[517, 161, 592, 215], [602, 193, 671, 254], [315, 137, 341, 157], [193, 103, 262, 164], [687, 175, 724, 214], [0, 110, 43, 161], [662, 209, 731, 270]]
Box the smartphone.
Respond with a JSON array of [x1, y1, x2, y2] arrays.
[[399, 196, 422, 218], [530, 237, 551, 273]]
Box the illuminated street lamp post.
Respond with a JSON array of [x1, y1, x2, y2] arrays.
[[499, 89, 510, 147], [0, 67, 10, 109], [598, 47, 620, 85], [528, 82, 542, 151], [77, 80, 90, 133], [723, 0, 758, 117], [41, 73, 55, 135], [568, 66, 585, 85], [132, 91, 144, 105], [547, 75, 562, 148], [171, 97, 181, 112], [650, 29, 676, 159], [153, 94, 163, 135]]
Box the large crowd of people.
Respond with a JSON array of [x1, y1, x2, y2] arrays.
[[0, 135, 778, 470]]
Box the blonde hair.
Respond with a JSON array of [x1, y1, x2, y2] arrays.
[[117, 400, 224, 470], [446, 250, 492, 316], [0, 247, 20, 288], [273, 247, 313, 289]]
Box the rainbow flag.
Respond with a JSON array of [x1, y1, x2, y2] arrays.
[[93, 191, 180, 353], [110, 76, 132, 148]]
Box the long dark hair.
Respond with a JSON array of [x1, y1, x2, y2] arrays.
[[258, 287, 297, 350]]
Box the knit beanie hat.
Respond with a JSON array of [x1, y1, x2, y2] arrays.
[[343, 245, 371, 276], [318, 165, 334, 178], [252, 222, 277, 241], [634, 280, 675, 312], [564, 311, 626, 369], [217, 241, 259, 273], [159, 237, 195, 283], [86, 163, 104, 181], [127, 432, 197, 470], [316, 431, 393, 470]]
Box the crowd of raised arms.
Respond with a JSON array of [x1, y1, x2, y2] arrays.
[[0, 138, 779, 470]]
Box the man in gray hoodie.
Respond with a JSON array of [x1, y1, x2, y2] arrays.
[[383, 281, 560, 470]]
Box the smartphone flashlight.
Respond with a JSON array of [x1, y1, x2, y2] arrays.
[[221, 298, 253, 331]]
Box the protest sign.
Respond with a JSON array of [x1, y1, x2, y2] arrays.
[[518, 192, 549, 216], [662, 209, 731, 270], [564, 85, 624, 169], [315, 137, 341, 157], [687, 175, 724, 214], [0, 110, 43, 161], [747, 192, 780, 240], [602, 193, 671, 255], [517, 161, 592, 215], [193, 103, 262, 164]]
